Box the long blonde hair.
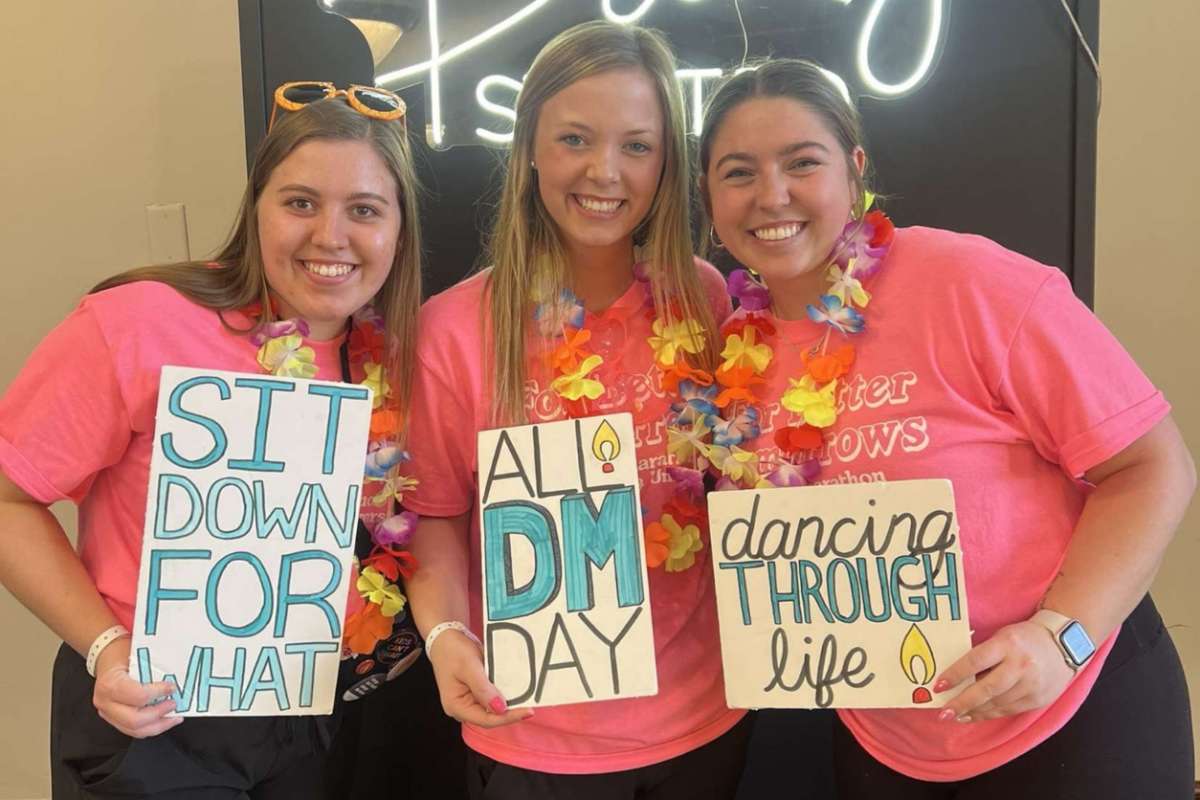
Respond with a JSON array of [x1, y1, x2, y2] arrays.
[[485, 20, 718, 424], [92, 98, 423, 437]]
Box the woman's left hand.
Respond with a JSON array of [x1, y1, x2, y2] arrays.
[[934, 620, 1074, 722]]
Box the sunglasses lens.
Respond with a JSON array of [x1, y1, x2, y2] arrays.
[[281, 83, 331, 104], [352, 87, 402, 113]]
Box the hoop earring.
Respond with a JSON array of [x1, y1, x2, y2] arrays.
[[709, 224, 724, 249]]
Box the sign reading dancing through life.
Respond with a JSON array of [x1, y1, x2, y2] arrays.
[[708, 479, 972, 709]]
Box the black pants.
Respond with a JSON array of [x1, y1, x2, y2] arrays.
[[323, 653, 468, 798], [834, 595, 1194, 800], [50, 645, 332, 799], [467, 712, 755, 800]]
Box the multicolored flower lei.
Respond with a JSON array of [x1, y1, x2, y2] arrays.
[[535, 271, 715, 573], [715, 208, 895, 488], [247, 303, 419, 655]]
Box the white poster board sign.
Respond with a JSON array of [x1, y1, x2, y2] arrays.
[[708, 479, 972, 708], [130, 366, 372, 716], [476, 413, 656, 708]]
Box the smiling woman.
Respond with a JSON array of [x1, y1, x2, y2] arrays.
[[257, 138, 402, 339], [698, 58, 1196, 799], [0, 95, 442, 798], [530, 66, 665, 274], [401, 19, 750, 800]]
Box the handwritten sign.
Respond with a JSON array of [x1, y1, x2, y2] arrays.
[[130, 366, 372, 716], [476, 413, 656, 708], [708, 479, 971, 708]]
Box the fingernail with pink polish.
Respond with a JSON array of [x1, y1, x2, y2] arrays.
[[489, 697, 507, 714], [956, 715, 972, 723], [937, 709, 955, 722], [933, 679, 949, 693]]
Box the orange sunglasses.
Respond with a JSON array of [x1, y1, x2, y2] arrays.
[[269, 81, 406, 131]]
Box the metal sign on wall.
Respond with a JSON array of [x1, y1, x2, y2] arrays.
[[239, 0, 1098, 298]]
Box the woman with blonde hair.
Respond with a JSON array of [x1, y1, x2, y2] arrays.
[[0, 87, 426, 798], [403, 20, 748, 799]]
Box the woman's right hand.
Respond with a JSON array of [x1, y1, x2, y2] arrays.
[[427, 630, 534, 728], [91, 637, 183, 738]]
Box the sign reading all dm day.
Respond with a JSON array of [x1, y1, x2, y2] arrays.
[[477, 413, 656, 708], [131, 366, 372, 716], [708, 479, 972, 709]]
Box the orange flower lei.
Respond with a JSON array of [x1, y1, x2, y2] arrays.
[[715, 210, 895, 489], [247, 304, 419, 655], [536, 274, 715, 573]]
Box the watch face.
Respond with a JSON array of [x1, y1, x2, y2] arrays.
[[1060, 621, 1096, 666]]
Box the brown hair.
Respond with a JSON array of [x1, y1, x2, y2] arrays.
[[484, 20, 718, 424], [697, 59, 871, 258], [92, 98, 423, 437]]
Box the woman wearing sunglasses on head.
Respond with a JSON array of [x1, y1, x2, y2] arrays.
[[698, 59, 1195, 799], [0, 84, 428, 798]]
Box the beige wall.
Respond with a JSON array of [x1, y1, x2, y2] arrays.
[[0, 3, 1195, 798], [0, 2, 245, 797], [1096, 0, 1200, 776]]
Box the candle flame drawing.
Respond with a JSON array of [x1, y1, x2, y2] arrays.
[[900, 623, 936, 704], [591, 419, 621, 473]]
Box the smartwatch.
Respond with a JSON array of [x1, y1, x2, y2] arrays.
[[1031, 609, 1096, 671]]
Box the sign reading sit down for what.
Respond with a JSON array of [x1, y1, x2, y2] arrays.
[[477, 413, 656, 708], [131, 366, 372, 716]]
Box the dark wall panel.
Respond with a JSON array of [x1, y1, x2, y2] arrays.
[[241, 0, 1098, 303]]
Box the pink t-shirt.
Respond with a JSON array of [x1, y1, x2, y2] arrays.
[[0, 281, 350, 630], [405, 262, 742, 774], [727, 226, 1169, 781]]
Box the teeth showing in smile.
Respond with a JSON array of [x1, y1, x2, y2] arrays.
[[577, 196, 622, 213], [753, 223, 802, 241], [303, 262, 355, 277]]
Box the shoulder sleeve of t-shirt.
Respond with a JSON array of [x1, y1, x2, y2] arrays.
[[403, 289, 482, 518], [0, 303, 132, 504], [996, 270, 1169, 478], [694, 256, 733, 320]]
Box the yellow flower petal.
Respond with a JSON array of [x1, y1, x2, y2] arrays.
[[720, 327, 773, 374], [551, 354, 606, 401], [362, 362, 390, 409], [782, 375, 839, 428], [649, 318, 706, 367]]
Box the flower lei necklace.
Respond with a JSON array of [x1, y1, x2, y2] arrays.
[[535, 268, 716, 573], [247, 303, 419, 656], [712, 206, 895, 489]]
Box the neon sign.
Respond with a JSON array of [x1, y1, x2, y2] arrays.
[[600, 0, 705, 25], [346, 0, 947, 148], [857, 0, 945, 96]]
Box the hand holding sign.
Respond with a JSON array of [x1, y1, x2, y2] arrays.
[[934, 619, 1073, 722], [424, 612, 535, 728], [93, 637, 183, 738]]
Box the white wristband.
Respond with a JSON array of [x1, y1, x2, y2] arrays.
[[86, 625, 130, 678], [425, 621, 481, 659]]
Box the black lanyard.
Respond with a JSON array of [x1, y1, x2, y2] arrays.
[[338, 337, 375, 559]]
